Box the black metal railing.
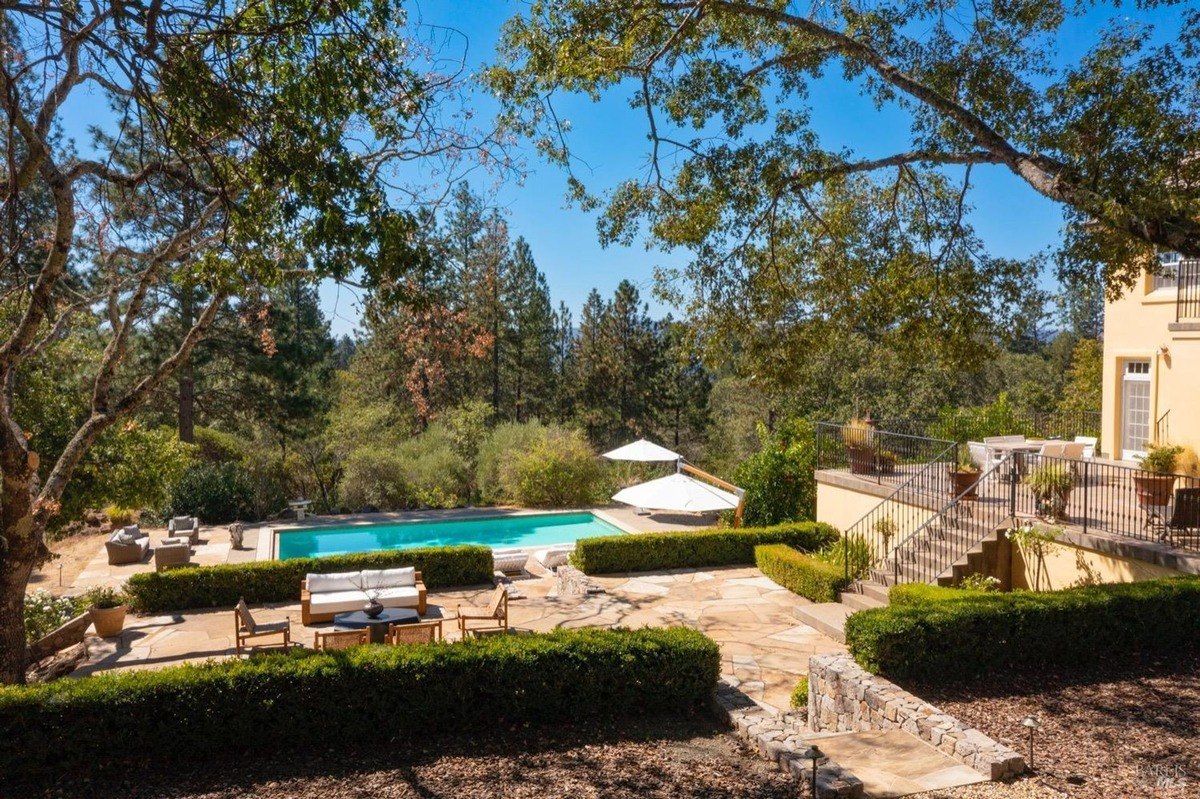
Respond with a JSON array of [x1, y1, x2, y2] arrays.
[[856, 409, 1102, 445], [1156, 410, 1170, 445], [815, 422, 957, 485], [1179, 259, 1200, 321]]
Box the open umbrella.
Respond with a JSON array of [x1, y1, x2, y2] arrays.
[[611, 473, 741, 513], [602, 438, 681, 462]]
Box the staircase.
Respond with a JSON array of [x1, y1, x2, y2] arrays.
[[796, 456, 1018, 642]]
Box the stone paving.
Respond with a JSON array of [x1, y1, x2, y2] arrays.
[[75, 565, 843, 709]]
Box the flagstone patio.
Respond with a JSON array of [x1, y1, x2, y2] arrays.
[[73, 564, 844, 711]]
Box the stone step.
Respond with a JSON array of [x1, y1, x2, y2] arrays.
[[857, 581, 891, 603], [837, 591, 887, 612], [794, 602, 854, 644]]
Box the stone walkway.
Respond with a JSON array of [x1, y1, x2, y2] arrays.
[[75, 565, 842, 710]]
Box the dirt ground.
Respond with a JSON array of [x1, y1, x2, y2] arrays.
[[10, 717, 796, 799], [27, 530, 112, 595], [921, 651, 1200, 799]]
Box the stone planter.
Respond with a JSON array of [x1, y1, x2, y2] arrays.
[[89, 604, 128, 638], [1133, 473, 1176, 509], [26, 613, 90, 664], [949, 469, 980, 499], [847, 445, 876, 475]]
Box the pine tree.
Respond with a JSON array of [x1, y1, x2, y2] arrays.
[[502, 238, 557, 421], [551, 301, 576, 422]]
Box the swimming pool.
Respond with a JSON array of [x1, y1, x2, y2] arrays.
[[276, 511, 624, 560]]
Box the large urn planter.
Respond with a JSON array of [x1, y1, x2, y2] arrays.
[[847, 445, 876, 475], [1133, 473, 1176, 508], [89, 604, 128, 638]]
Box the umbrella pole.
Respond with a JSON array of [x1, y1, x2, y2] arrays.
[[680, 463, 746, 528]]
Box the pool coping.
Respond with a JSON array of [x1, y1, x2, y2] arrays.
[[263, 507, 642, 562]]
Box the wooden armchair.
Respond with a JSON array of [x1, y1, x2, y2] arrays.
[[386, 619, 443, 645], [234, 598, 292, 655], [456, 586, 508, 636], [314, 629, 369, 651]]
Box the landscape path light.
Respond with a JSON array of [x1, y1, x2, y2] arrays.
[[1021, 715, 1041, 770], [799, 744, 823, 798]]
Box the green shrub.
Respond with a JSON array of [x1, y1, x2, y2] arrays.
[[790, 676, 809, 710], [887, 584, 970, 606], [845, 576, 1200, 683], [755, 544, 851, 602], [125, 545, 493, 612], [512, 428, 604, 507], [166, 461, 256, 523], [731, 419, 816, 526], [192, 426, 248, 463], [572, 522, 838, 575], [0, 627, 719, 782], [339, 424, 471, 511], [816, 534, 875, 580]]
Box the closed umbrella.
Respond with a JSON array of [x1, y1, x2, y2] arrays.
[[602, 438, 681, 462], [612, 473, 741, 513]]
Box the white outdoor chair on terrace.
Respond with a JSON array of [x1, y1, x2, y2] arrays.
[[1074, 436, 1098, 459]]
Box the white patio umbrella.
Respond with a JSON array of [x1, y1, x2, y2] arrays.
[[602, 438, 681, 462], [611, 473, 741, 513]]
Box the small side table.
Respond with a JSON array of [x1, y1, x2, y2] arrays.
[[333, 608, 419, 644], [288, 499, 313, 521]]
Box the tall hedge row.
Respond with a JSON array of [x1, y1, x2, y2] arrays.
[[754, 544, 850, 603], [844, 576, 1200, 683], [0, 627, 719, 783], [126, 545, 493, 612], [571, 522, 838, 575]]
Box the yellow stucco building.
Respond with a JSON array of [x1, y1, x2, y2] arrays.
[[1101, 254, 1200, 460]]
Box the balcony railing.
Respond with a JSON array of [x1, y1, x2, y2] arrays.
[[862, 410, 1101, 445], [1179, 259, 1200, 322], [815, 422, 957, 485]]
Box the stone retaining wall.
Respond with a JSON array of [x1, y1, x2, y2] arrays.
[[713, 680, 863, 799], [808, 654, 1025, 780]]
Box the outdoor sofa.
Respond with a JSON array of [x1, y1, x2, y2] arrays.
[[105, 525, 151, 565], [300, 567, 427, 624]]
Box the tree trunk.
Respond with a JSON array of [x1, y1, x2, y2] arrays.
[[178, 289, 195, 443], [0, 438, 41, 685]]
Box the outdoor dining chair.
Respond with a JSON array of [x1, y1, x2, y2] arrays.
[[314, 629, 369, 651]]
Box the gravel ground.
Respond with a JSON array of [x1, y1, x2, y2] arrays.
[[9, 717, 796, 799], [917, 651, 1200, 799]]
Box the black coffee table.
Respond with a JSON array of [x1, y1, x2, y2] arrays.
[[333, 608, 420, 644]]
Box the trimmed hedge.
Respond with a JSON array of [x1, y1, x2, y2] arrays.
[[754, 544, 851, 603], [126, 545, 493, 612], [572, 521, 838, 575], [0, 627, 719, 782], [845, 576, 1200, 683], [887, 583, 976, 606]]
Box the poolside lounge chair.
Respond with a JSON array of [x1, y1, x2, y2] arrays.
[[234, 598, 292, 655], [457, 586, 508, 636], [534, 547, 573, 571], [168, 515, 201, 545], [314, 629, 369, 651], [386, 619, 443, 644]]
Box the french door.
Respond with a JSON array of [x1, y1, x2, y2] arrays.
[[1120, 360, 1151, 461]]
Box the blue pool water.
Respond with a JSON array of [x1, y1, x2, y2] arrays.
[[277, 512, 624, 560]]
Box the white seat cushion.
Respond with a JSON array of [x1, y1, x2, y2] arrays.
[[376, 586, 420, 607], [361, 567, 416, 589], [306, 571, 361, 593], [308, 589, 371, 615]]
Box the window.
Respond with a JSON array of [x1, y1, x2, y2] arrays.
[[1120, 360, 1151, 460], [1151, 252, 1179, 291]]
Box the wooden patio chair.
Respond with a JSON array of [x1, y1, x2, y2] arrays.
[[314, 628, 369, 651], [386, 619, 443, 645], [1168, 488, 1200, 546], [234, 597, 292, 655], [457, 585, 508, 636]]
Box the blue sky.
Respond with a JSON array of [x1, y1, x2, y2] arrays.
[[54, 1, 1183, 337]]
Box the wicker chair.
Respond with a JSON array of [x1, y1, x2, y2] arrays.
[[314, 629, 369, 651], [168, 515, 201, 545], [386, 619, 443, 645], [154, 539, 191, 572], [234, 598, 292, 655], [456, 586, 508, 636]]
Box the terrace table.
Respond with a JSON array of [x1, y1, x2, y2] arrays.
[[986, 439, 1046, 477], [334, 608, 419, 644]]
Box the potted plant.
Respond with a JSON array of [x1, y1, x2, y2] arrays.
[[949, 453, 981, 498], [86, 587, 129, 638], [1025, 463, 1074, 522], [875, 450, 898, 475], [844, 418, 876, 475], [1134, 443, 1183, 509]]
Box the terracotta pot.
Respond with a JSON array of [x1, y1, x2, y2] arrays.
[[89, 604, 128, 638], [1034, 487, 1073, 522], [950, 469, 980, 499], [1133, 473, 1176, 508], [847, 445, 876, 475]]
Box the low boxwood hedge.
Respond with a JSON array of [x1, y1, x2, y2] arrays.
[[845, 576, 1200, 683], [754, 544, 850, 602], [571, 521, 838, 575], [0, 627, 719, 783], [126, 545, 493, 612]]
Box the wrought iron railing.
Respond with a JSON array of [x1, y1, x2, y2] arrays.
[[815, 422, 957, 485], [1178, 259, 1200, 321], [1156, 410, 1170, 445], [866, 410, 1102, 445]]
